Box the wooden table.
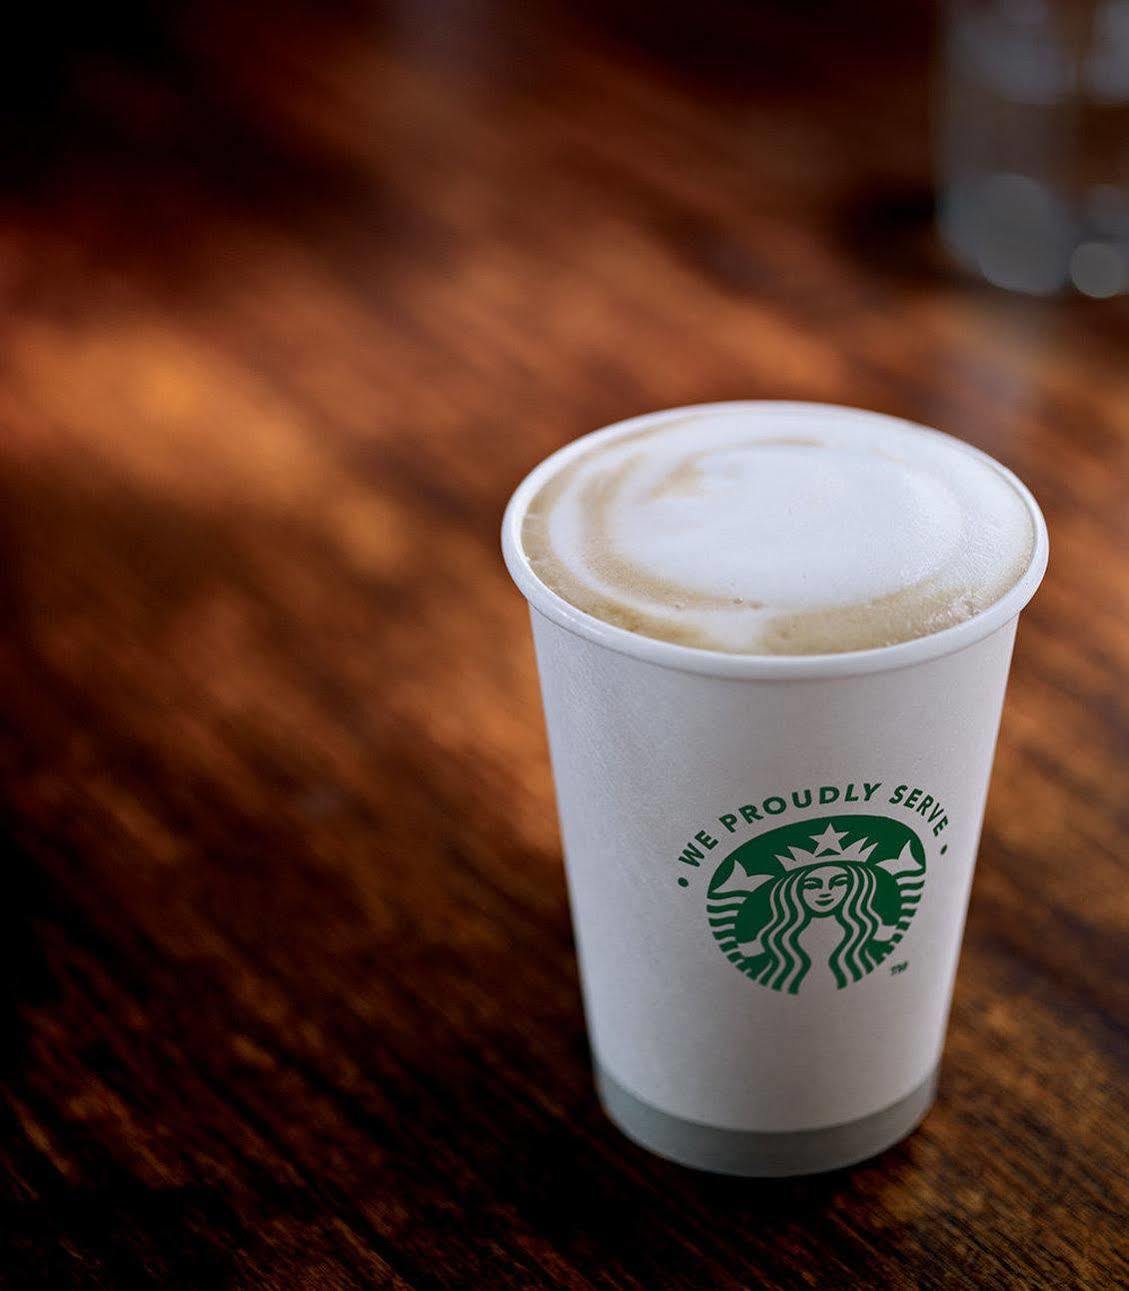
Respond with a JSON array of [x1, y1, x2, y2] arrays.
[[1, 2, 1125, 1286]]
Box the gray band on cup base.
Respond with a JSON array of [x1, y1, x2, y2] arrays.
[[595, 1063, 938, 1177]]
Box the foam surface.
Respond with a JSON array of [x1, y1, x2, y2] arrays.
[[521, 405, 1035, 655]]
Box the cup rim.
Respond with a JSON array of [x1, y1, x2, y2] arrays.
[[501, 401, 1049, 680]]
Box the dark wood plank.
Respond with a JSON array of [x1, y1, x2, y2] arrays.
[[0, 1, 1124, 1286]]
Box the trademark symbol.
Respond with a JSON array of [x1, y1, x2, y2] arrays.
[[890, 962, 908, 976]]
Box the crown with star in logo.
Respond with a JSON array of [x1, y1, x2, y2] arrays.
[[775, 823, 878, 872]]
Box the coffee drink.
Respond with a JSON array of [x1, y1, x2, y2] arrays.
[[503, 402, 1048, 1175], [521, 404, 1035, 655]]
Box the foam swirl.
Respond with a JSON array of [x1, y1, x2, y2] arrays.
[[521, 405, 1035, 655]]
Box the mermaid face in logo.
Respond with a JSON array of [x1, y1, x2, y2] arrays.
[[799, 864, 850, 915], [748, 861, 889, 993]]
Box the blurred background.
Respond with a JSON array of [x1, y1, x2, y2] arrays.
[[0, 2, 1124, 1286]]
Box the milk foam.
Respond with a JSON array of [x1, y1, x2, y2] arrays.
[[521, 406, 1036, 655]]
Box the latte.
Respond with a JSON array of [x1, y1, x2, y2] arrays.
[[520, 404, 1035, 655]]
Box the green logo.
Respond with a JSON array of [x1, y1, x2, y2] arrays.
[[707, 816, 926, 994]]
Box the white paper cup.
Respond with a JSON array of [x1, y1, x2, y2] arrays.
[[502, 403, 1048, 1176]]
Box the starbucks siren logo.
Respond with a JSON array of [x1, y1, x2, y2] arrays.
[[706, 815, 926, 994]]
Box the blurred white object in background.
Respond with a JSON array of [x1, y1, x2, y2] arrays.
[[938, 0, 1129, 296]]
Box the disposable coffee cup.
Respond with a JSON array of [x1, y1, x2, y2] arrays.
[[502, 403, 1048, 1176]]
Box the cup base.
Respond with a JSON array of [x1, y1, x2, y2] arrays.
[[595, 1063, 938, 1177]]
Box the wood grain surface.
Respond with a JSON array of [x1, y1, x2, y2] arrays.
[[0, 2, 1125, 1286]]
